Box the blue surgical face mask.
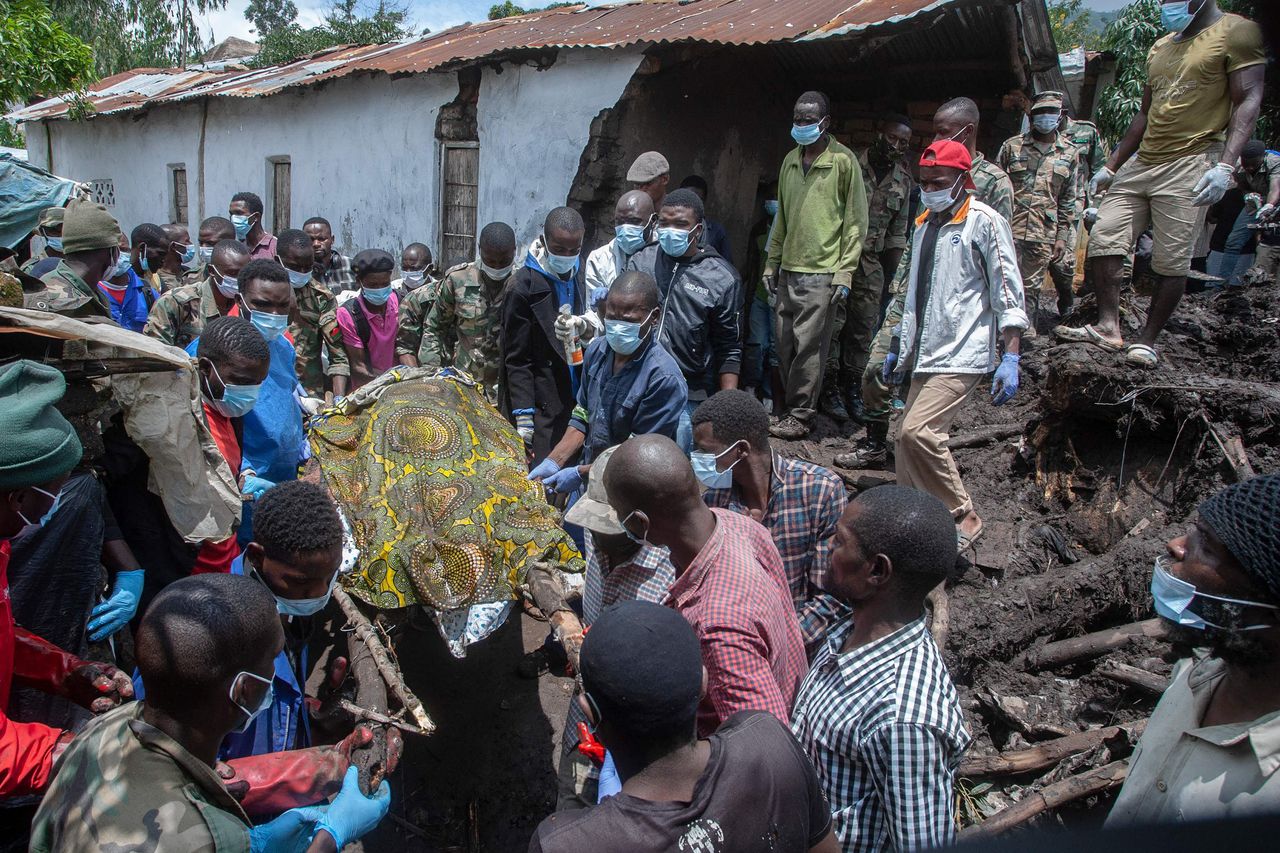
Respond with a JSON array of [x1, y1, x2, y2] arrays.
[[791, 120, 825, 146], [543, 243, 579, 276], [621, 510, 648, 547], [44, 236, 64, 252], [284, 267, 311, 289], [1161, 0, 1200, 33], [1031, 114, 1060, 135], [362, 285, 393, 305], [198, 246, 214, 266], [657, 225, 698, 258], [109, 252, 132, 280], [179, 244, 199, 270], [239, 297, 288, 342], [763, 199, 779, 217], [604, 308, 656, 356], [231, 214, 253, 241], [253, 565, 338, 618], [204, 361, 261, 418], [229, 670, 273, 734], [17, 485, 62, 529], [691, 441, 744, 490], [1151, 556, 1277, 632], [614, 223, 648, 255], [140, 252, 151, 273]]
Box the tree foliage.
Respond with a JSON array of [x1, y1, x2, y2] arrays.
[[0, 0, 95, 108], [253, 0, 412, 67], [245, 0, 298, 36], [1094, 0, 1162, 147], [46, 0, 225, 77], [488, 1, 576, 20], [1048, 0, 1099, 51]]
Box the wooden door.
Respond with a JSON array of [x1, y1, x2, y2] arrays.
[[272, 160, 291, 234], [441, 143, 479, 269]]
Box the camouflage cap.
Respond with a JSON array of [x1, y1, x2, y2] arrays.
[[38, 206, 65, 230], [61, 199, 123, 253], [1031, 91, 1065, 112]]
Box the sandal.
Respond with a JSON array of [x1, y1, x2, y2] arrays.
[[957, 523, 985, 553], [1052, 323, 1123, 352], [1123, 343, 1159, 368]]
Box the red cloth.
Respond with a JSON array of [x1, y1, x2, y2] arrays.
[[0, 540, 64, 797], [663, 508, 808, 737], [98, 285, 127, 305], [192, 403, 242, 574]]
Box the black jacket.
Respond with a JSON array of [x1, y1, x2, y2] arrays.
[[626, 243, 743, 400]]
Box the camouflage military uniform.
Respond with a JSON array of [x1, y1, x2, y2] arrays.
[[826, 147, 913, 389], [25, 260, 113, 320], [1049, 118, 1105, 301], [417, 262, 508, 398], [996, 131, 1079, 324], [29, 703, 253, 853], [155, 268, 185, 293], [291, 277, 350, 396], [143, 276, 225, 349], [395, 275, 445, 366]]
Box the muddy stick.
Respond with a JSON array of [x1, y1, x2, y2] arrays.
[[338, 698, 433, 736], [948, 424, 1023, 449], [960, 760, 1129, 837], [1016, 618, 1167, 671], [1097, 661, 1170, 695], [959, 720, 1147, 778]]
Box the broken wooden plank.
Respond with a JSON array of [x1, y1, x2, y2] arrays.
[[1097, 660, 1170, 695], [960, 760, 1129, 837], [1016, 618, 1167, 671], [959, 720, 1146, 778]]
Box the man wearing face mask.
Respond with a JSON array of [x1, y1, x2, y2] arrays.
[[1108, 474, 1280, 825], [31, 573, 392, 853], [392, 243, 437, 296], [824, 113, 915, 423], [26, 198, 123, 321], [21, 207, 64, 278], [1056, 0, 1265, 368], [229, 191, 276, 261], [585, 191, 656, 307], [157, 222, 197, 292], [413, 223, 517, 403], [528, 273, 687, 496], [99, 231, 160, 333], [337, 249, 401, 390], [186, 215, 236, 285], [996, 92, 1080, 335], [128, 223, 170, 286], [144, 239, 251, 349], [1049, 107, 1106, 316], [765, 90, 868, 441], [741, 183, 783, 411], [501, 208, 591, 462], [692, 390, 847, 652], [277, 228, 349, 400], [625, 189, 743, 453]]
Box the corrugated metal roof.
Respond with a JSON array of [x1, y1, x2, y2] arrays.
[[9, 0, 983, 122]]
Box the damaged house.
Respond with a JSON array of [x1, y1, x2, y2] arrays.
[[9, 0, 1064, 267]]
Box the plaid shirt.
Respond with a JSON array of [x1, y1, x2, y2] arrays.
[[318, 251, 356, 295], [792, 616, 970, 853], [665, 508, 807, 737], [703, 452, 849, 645]]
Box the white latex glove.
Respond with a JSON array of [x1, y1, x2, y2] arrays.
[[1192, 162, 1235, 207], [298, 395, 325, 417], [1088, 166, 1115, 197], [1258, 202, 1277, 223], [554, 312, 589, 345]]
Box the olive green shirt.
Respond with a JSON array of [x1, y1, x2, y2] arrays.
[[25, 260, 113, 320]]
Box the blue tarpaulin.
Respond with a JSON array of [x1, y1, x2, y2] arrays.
[[0, 153, 77, 250]]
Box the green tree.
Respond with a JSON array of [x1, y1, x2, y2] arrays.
[[1048, 0, 1098, 51], [245, 0, 298, 36], [253, 0, 412, 67], [48, 0, 225, 76], [488, 1, 528, 18], [0, 0, 95, 105], [1094, 0, 1162, 147]]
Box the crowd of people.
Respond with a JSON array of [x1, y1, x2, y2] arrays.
[[0, 0, 1276, 849]]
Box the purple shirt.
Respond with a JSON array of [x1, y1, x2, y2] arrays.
[[337, 291, 400, 377]]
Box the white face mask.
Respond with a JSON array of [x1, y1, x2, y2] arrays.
[[919, 175, 964, 212]]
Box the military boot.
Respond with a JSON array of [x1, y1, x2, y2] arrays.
[[834, 421, 890, 469]]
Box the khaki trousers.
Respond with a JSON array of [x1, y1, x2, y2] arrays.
[[775, 270, 837, 423], [896, 372, 980, 518]]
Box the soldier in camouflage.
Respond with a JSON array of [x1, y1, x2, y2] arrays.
[[184, 216, 237, 287], [143, 240, 250, 349], [24, 199, 123, 321], [838, 97, 1016, 471], [1050, 108, 1105, 315], [396, 269, 443, 363], [277, 229, 350, 398], [21, 206, 64, 278], [996, 91, 1079, 335], [823, 114, 915, 422]]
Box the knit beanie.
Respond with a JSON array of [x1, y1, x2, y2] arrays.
[[1198, 474, 1280, 605], [60, 199, 123, 253], [0, 360, 83, 490]]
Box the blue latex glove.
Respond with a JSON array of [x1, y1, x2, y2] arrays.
[[991, 352, 1020, 406], [590, 285, 610, 307], [249, 805, 327, 853], [241, 475, 275, 501], [881, 351, 899, 385], [543, 465, 583, 494], [528, 458, 561, 481], [315, 766, 391, 850], [87, 570, 145, 642], [830, 284, 850, 304], [597, 750, 621, 802]]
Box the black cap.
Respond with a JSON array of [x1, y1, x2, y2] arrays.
[[353, 248, 395, 276]]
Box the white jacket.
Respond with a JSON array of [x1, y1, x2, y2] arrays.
[[897, 197, 1027, 375], [584, 240, 631, 297]]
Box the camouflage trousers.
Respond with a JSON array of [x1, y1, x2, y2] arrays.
[[1049, 221, 1082, 313], [1017, 240, 1054, 330], [824, 255, 884, 391], [861, 293, 903, 427]]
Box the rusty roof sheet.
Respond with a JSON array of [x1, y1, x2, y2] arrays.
[[10, 0, 972, 122]]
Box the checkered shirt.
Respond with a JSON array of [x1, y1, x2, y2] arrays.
[[665, 507, 808, 737], [703, 452, 849, 644], [792, 616, 971, 853], [318, 251, 356, 295]]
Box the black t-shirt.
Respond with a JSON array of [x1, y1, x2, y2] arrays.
[[529, 711, 831, 853]]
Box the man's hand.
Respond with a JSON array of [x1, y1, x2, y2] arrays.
[[1051, 239, 1068, 262], [830, 284, 850, 304], [1083, 207, 1099, 226], [991, 352, 1020, 406], [66, 662, 134, 714], [554, 312, 589, 346], [315, 767, 391, 851], [1088, 166, 1114, 197], [1258, 203, 1277, 223], [880, 352, 899, 385], [248, 806, 329, 853], [761, 268, 778, 296], [515, 414, 535, 446], [549, 610, 585, 674], [527, 457, 560, 481], [240, 474, 275, 502], [1193, 162, 1236, 207], [87, 569, 145, 641], [543, 465, 583, 494]]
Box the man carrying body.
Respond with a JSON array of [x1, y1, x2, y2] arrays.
[[1056, 0, 1265, 367], [304, 217, 355, 296], [824, 113, 914, 422], [1049, 106, 1106, 315], [997, 91, 1079, 335], [626, 189, 742, 452], [144, 239, 251, 349], [838, 97, 1014, 471], [230, 192, 276, 261], [584, 191, 655, 306], [1217, 140, 1280, 283], [277, 228, 349, 399], [531, 601, 839, 853], [25, 199, 123, 321], [1108, 473, 1280, 824], [765, 90, 868, 440], [693, 389, 847, 649], [792, 486, 971, 852], [605, 435, 806, 736], [126, 223, 173, 295], [627, 151, 670, 210]]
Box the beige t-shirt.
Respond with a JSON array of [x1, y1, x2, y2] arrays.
[[1138, 13, 1265, 165]]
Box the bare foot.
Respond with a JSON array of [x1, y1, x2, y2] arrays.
[[958, 511, 982, 539]]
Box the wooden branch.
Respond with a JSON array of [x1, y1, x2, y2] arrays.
[[337, 698, 433, 737], [1097, 661, 1170, 695], [1200, 415, 1255, 482], [949, 424, 1023, 449], [959, 720, 1146, 778], [1016, 619, 1167, 671], [334, 586, 436, 735], [961, 760, 1129, 837]]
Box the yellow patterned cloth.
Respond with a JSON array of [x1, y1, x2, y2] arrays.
[[309, 367, 583, 610]]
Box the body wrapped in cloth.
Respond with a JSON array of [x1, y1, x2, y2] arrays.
[[308, 367, 583, 656]]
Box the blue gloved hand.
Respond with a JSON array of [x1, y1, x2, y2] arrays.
[[830, 284, 850, 304], [528, 458, 561, 481], [315, 766, 391, 850], [87, 570, 145, 642], [991, 352, 1020, 406], [590, 285, 610, 307], [248, 805, 328, 853], [241, 475, 275, 501], [881, 351, 899, 385], [597, 750, 621, 802], [543, 465, 583, 494]]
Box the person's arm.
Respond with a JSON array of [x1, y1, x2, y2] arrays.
[[1053, 158, 1079, 260], [420, 281, 457, 369], [1267, 161, 1280, 211], [711, 269, 743, 390], [395, 290, 425, 367], [863, 722, 961, 851], [629, 371, 688, 442], [798, 475, 850, 642], [986, 212, 1029, 338], [501, 281, 539, 418], [702, 623, 791, 727], [1221, 64, 1265, 168], [318, 297, 350, 395], [336, 307, 375, 385], [1105, 85, 1151, 172], [11, 628, 133, 712], [764, 165, 789, 274], [0, 708, 65, 797], [995, 138, 1013, 173], [140, 293, 177, 346], [809, 831, 841, 853], [833, 157, 869, 287]]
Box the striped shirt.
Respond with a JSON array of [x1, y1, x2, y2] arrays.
[[703, 452, 849, 644], [665, 508, 807, 737], [792, 616, 970, 853]]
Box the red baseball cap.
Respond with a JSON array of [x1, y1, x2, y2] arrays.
[[920, 140, 976, 190]]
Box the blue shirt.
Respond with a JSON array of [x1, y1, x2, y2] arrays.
[[98, 270, 156, 332], [569, 333, 688, 463]]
